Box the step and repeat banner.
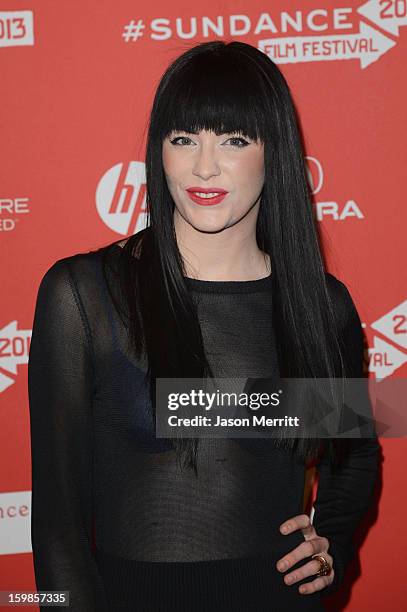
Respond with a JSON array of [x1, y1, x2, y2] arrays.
[[1, 1, 406, 610]]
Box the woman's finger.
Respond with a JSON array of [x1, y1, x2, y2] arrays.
[[277, 536, 322, 572], [283, 552, 333, 587], [297, 573, 334, 595], [279, 513, 311, 534]]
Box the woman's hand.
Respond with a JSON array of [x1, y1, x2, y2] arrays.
[[276, 513, 335, 595]]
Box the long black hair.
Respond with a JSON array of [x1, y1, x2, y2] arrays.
[[106, 40, 351, 475]]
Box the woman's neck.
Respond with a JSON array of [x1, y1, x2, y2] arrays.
[[178, 243, 271, 281], [175, 224, 271, 281]]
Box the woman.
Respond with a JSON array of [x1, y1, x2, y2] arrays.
[[28, 41, 379, 611]]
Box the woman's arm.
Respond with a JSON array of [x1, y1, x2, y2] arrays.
[[312, 276, 380, 596], [28, 259, 109, 611]]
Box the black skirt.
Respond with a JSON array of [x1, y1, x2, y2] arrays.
[[95, 547, 325, 612]]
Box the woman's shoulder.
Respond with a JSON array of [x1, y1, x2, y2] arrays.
[[324, 271, 362, 335], [324, 271, 351, 299], [34, 241, 122, 300], [43, 240, 123, 273]]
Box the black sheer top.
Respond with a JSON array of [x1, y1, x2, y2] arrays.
[[28, 242, 379, 611]]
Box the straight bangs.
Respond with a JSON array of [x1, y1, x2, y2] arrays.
[[153, 48, 270, 144]]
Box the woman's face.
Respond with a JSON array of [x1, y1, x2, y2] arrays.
[[162, 129, 265, 233]]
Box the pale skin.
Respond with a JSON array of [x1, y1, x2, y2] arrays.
[[277, 514, 334, 595], [161, 129, 335, 594], [162, 128, 270, 280]]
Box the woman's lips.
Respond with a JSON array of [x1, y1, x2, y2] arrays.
[[186, 190, 228, 206]]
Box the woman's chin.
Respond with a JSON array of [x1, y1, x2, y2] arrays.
[[174, 205, 234, 234], [188, 218, 231, 234], [177, 209, 226, 233]]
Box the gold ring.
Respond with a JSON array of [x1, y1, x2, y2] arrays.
[[312, 554, 332, 577]]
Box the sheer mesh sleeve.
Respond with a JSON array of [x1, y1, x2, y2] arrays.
[[28, 260, 109, 611], [312, 278, 380, 596]]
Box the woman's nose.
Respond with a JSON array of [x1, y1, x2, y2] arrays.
[[192, 146, 221, 179]]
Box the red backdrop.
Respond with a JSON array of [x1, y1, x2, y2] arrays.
[[1, 1, 406, 609]]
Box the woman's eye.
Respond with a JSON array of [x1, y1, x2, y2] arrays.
[[168, 135, 250, 147], [225, 137, 250, 148], [170, 136, 193, 146]]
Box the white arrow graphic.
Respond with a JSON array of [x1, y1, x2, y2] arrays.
[[0, 371, 15, 394], [368, 336, 407, 379], [358, 0, 407, 36], [0, 321, 31, 375], [370, 299, 407, 350], [258, 21, 396, 69]]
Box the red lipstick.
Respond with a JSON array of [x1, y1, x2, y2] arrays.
[[186, 187, 228, 206]]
